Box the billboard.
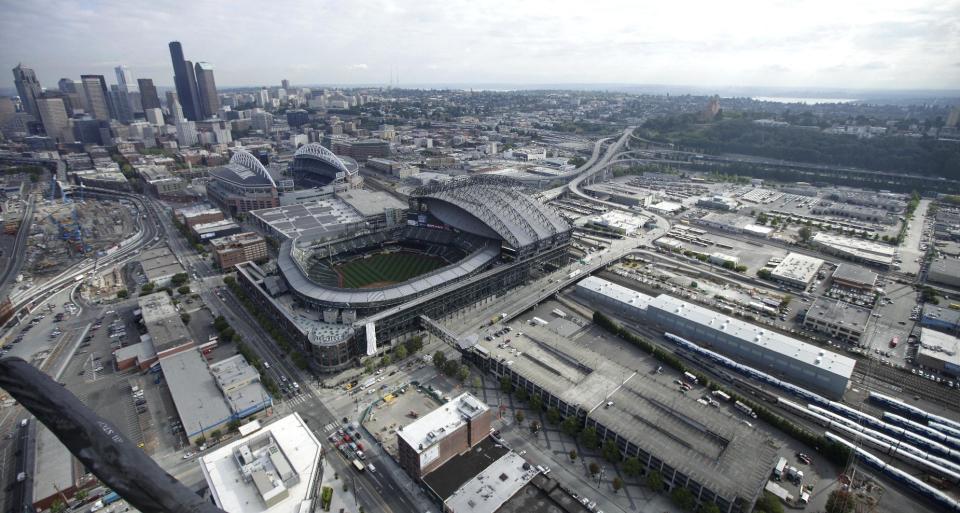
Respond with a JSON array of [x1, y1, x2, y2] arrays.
[[365, 322, 377, 356]]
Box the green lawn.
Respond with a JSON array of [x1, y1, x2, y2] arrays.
[[336, 251, 447, 288]]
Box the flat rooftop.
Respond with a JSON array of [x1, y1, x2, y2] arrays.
[[423, 437, 510, 500], [804, 297, 872, 333], [200, 413, 323, 513], [444, 452, 539, 513], [398, 392, 489, 454], [160, 350, 232, 438], [33, 424, 76, 504], [576, 275, 654, 311], [770, 252, 824, 285], [919, 328, 960, 368], [812, 232, 896, 266], [650, 294, 857, 380], [336, 188, 408, 218], [831, 264, 878, 288], [495, 475, 590, 513], [480, 315, 777, 502], [139, 293, 192, 352], [250, 197, 363, 240]]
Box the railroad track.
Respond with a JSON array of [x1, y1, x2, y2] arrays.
[[852, 363, 959, 408]]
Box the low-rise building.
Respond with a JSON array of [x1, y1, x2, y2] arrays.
[[928, 258, 960, 288], [139, 247, 186, 287], [920, 304, 960, 335], [397, 393, 492, 480], [193, 219, 242, 241], [811, 233, 896, 269], [802, 298, 871, 344], [831, 264, 878, 292], [697, 196, 739, 211], [176, 205, 225, 228], [769, 253, 824, 289], [918, 328, 960, 377], [211, 232, 269, 269], [200, 414, 322, 512]]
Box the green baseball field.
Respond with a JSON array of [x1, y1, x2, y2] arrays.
[[335, 251, 447, 288]]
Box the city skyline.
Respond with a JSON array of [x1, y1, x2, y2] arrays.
[[1, 0, 958, 92]]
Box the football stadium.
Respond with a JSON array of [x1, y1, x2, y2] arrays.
[[237, 175, 572, 371]]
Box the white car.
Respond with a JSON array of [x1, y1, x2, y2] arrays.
[[182, 452, 194, 459]]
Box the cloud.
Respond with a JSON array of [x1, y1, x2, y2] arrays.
[[346, 64, 369, 71]]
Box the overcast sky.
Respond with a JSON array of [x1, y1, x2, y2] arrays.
[[3, 0, 959, 91]]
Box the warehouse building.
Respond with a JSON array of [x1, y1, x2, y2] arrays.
[[811, 232, 896, 269], [769, 253, 824, 289], [575, 276, 653, 320], [920, 304, 960, 335], [397, 393, 492, 481], [138, 247, 186, 288], [918, 328, 960, 377], [646, 294, 855, 399], [801, 298, 871, 345], [927, 258, 960, 288], [176, 205, 225, 228], [831, 264, 878, 292], [193, 219, 242, 241], [697, 196, 739, 211]]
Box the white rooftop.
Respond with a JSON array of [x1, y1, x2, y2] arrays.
[[576, 275, 654, 310], [443, 452, 539, 513], [200, 413, 322, 513], [812, 232, 896, 265], [398, 393, 489, 454], [648, 294, 856, 380], [770, 252, 825, 285]]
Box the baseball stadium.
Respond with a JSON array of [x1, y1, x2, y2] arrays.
[[237, 175, 573, 371]]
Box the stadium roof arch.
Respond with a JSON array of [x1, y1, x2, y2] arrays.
[[211, 149, 277, 188], [412, 175, 570, 249], [294, 143, 355, 177]]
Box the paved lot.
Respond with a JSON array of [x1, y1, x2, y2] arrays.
[[363, 387, 442, 458]]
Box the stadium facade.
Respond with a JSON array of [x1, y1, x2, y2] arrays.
[[207, 149, 281, 216], [236, 176, 571, 372], [288, 142, 362, 190]]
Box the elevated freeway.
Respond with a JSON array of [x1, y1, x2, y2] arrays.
[[0, 194, 36, 303]]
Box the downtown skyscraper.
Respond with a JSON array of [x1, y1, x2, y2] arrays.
[[12, 63, 43, 118], [194, 62, 220, 119], [169, 41, 202, 120]]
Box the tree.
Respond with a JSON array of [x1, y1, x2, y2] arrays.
[[589, 462, 600, 475], [602, 440, 621, 462], [171, 273, 189, 286], [394, 344, 408, 360], [700, 503, 721, 513], [515, 388, 529, 402], [50, 500, 66, 513], [432, 350, 447, 368], [515, 410, 525, 424], [472, 376, 482, 389], [210, 429, 222, 440], [380, 355, 391, 367], [825, 490, 855, 513], [116, 290, 128, 299], [405, 335, 424, 354], [223, 275, 236, 286], [180, 312, 191, 324], [690, 281, 698, 289], [177, 285, 191, 294], [561, 416, 580, 436], [670, 487, 695, 511], [141, 282, 155, 294], [213, 315, 229, 331], [646, 471, 664, 492], [798, 225, 812, 242], [569, 449, 578, 461], [221, 327, 235, 342], [622, 457, 642, 477], [457, 365, 470, 382], [753, 492, 784, 513], [530, 395, 543, 411], [500, 376, 513, 393], [228, 419, 242, 432], [364, 359, 375, 374], [612, 477, 623, 493], [579, 427, 598, 449], [547, 407, 561, 425], [75, 489, 89, 501], [443, 359, 460, 377]]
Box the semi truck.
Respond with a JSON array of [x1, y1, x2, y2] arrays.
[[734, 401, 758, 419], [772, 457, 787, 480]]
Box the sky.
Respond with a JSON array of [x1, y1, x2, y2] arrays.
[[2, 0, 959, 92]]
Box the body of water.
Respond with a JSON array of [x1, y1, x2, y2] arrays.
[[752, 96, 858, 105]]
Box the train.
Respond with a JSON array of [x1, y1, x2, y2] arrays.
[[826, 432, 960, 513], [869, 392, 960, 433], [777, 399, 960, 484], [883, 412, 960, 452], [931, 422, 960, 440]]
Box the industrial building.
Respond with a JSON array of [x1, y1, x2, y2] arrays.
[[138, 247, 186, 290], [200, 414, 322, 512], [646, 294, 855, 399], [397, 393, 492, 480], [330, 138, 391, 161], [831, 264, 878, 292], [442, 452, 540, 513], [920, 304, 960, 335], [210, 232, 268, 269], [697, 196, 739, 211], [918, 328, 960, 377], [811, 232, 896, 269], [694, 212, 773, 238], [463, 311, 778, 513], [801, 298, 871, 345], [575, 276, 855, 398], [927, 258, 960, 288], [769, 253, 824, 289]]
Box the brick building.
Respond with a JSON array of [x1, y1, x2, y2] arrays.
[[397, 393, 491, 480], [210, 231, 268, 269]]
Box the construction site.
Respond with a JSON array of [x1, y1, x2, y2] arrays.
[[23, 198, 137, 283]]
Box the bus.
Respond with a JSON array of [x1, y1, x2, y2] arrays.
[[352, 459, 365, 472]]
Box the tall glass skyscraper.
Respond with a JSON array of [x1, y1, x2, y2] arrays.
[[168, 41, 201, 121]]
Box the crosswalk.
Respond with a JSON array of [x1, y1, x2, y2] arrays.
[[282, 393, 312, 407], [322, 420, 342, 433]]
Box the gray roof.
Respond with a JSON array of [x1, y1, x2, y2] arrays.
[[209, 150, 276, 187], [279, 237, 499, 306], [160, 350, 233, 437], [414, 176, 569, 250], [337, 189, 408, 217], [139, 293, 193, 352], [804, 297, 872, 334], [831, 264, 878, 287]]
